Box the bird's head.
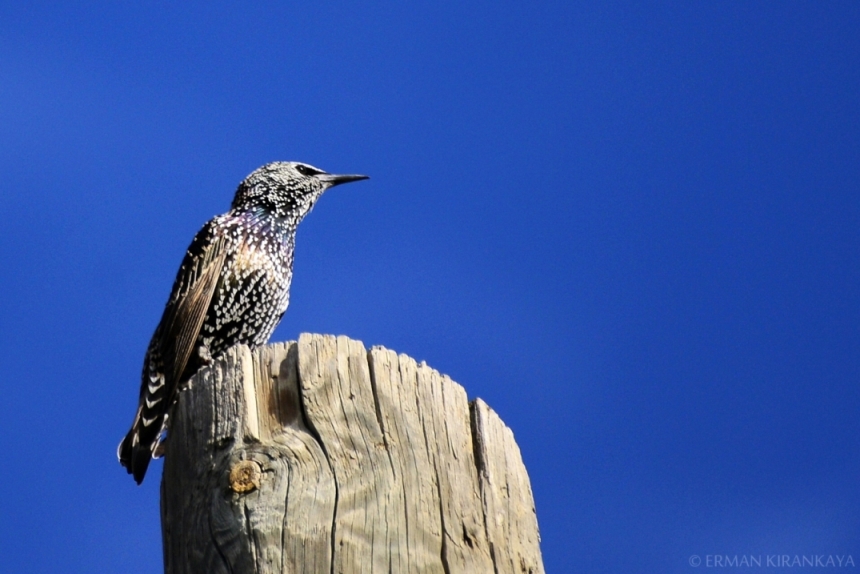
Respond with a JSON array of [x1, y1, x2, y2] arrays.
[[231, 161, 368, 223]]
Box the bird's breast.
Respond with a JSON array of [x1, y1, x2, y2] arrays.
[[200, 227, 294, 354]]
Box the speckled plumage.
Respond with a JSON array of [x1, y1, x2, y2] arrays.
[[119, 161, 368, 484]]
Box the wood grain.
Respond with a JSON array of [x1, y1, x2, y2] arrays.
[[161, 334, 543, 573]]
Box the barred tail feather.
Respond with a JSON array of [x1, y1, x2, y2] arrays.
[[118, 407, 162, 485]]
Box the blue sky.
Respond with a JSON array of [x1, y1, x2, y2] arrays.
[[1, 2, 858, 572]]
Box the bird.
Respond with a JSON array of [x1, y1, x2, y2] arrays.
[[118, 161, 368, 484]]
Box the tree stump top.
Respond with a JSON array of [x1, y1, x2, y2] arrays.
[[161, 333, 544, 574]]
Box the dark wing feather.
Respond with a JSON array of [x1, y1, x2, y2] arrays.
[[119, 219, 229, 484], [160, 231, 228, 386]]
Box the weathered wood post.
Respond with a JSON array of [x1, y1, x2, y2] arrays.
[[161, 333, 544, 574]]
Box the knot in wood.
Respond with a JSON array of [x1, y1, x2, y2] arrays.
[[229, 460, 262, 493]]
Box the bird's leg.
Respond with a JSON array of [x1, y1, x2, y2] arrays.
[[197, 343, 213, 365], [152, 418, 169, 458], [152, 439, 167, 458]]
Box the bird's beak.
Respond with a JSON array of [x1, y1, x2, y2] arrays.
[[317, 173, 370, 187]]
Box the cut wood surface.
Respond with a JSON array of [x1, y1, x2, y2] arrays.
[[161, 334, 544, 574]]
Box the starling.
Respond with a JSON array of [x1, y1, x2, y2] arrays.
[[118, 161, 368, 484]]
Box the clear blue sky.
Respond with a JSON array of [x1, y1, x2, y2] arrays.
[[1, 2, 858, 572]]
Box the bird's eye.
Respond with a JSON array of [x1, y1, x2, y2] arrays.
[[295, 164, 319, 176]]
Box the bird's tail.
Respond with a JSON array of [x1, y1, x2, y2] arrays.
[[117, 407, 162, 485]]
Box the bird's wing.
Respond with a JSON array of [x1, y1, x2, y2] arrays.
[[119, 219, 230, 483], [158, 219, 229, 387]]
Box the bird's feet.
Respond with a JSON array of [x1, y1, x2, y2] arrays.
[[197, 344, 213, 365]]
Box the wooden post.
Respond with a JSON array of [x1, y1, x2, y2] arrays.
[[161, 333, 544, 574]]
